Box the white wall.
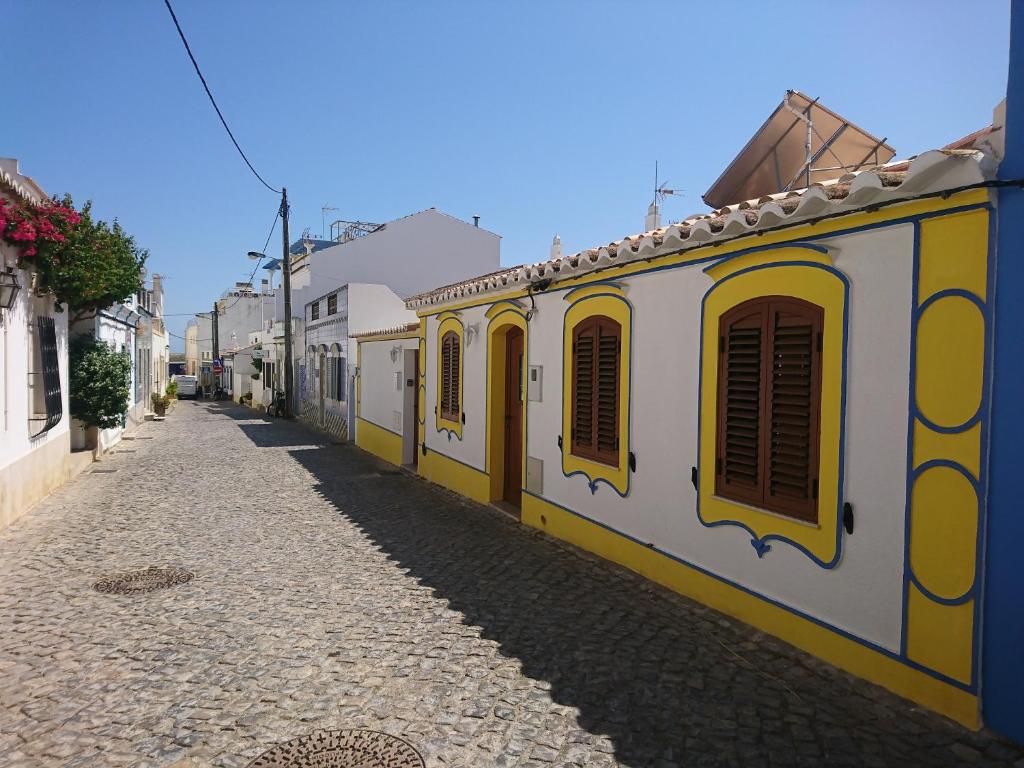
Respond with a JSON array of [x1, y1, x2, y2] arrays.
[[358, 337, 419, 436], [418, 224, 915, 653], [283, 209, 500, 321], [422, 305, 489, 469], [0, 249, 70, 471]]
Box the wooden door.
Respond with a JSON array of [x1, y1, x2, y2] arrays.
[[412, 350, 420, 466], [503, 328, 524, 506]]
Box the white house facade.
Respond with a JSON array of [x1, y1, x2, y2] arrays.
[[0, 159, 72, 529]]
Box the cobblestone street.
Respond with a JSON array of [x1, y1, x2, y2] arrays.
[[0, 402, 1021, 768]]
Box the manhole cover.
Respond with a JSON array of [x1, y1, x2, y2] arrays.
[[246, 729, 424, 768], [93, 566, 193, 594]]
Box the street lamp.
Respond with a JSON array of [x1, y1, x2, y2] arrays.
[[247, 187, 294, 419], [0, 267, 21, 311]]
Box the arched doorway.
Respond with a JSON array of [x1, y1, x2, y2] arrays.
[[487, 313, 528, 510]]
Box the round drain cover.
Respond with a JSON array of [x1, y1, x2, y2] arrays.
[[246, 729, 424, 768], [93, 566, 194, 594]]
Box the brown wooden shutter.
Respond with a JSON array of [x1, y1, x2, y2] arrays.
[[572, 322, 594, 453], [571, 316, 620, 466], [441, 332, 453, 418], [764, 299, 822, 522], [449, 333, 460, 417], [716, 303, 767, 507], [440, 331, 459, 420]]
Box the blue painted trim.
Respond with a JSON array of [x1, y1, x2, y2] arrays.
[[900, 222, 923, 659], [912, 288, 988, 434], [905, 460, 981, 606], [694, 261, 850, 569], [523, 488, 974, 693], [414, 203, 992, 319], [562, 281, 626, 300], [700, 241, 830, 274], [559, 292, 634, 498]]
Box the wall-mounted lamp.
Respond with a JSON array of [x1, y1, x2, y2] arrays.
[[390, 344, 402, 363], [0, 267, 21, 312], [465, 322, 480, 346]]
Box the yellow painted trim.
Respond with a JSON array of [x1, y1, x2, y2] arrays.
[[521, 493, 979, 728], [562, 283, 626, 302], [699, 262, 845, 564], [561, 293, 631, 495], [414, 189, 989, 318], [484, 301, 527, 319], [436, 310, 463, 322], [704, 245, 832, 282], [486, 311, 528, 501], [355, 417, 404, 466], [418, 448, 490, 504], [435, 315, 464, 440], [903, 207, 989, 688]]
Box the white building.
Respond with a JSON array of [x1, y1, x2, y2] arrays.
[[134, 273, 169, 411], [298, 283, 416, 439], [274, 208, 500, 419], [0, 159, 74, 528]]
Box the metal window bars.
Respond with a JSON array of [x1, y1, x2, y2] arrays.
[[29, 316, 63, 437]]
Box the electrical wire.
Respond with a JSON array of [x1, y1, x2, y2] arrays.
[[162, 0, 280, 195], [218, 209, 279, 312]]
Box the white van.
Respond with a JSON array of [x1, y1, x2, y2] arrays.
[[174, 374, 198, 399]]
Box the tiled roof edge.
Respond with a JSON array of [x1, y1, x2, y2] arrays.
[[406, 149, 992, 310]]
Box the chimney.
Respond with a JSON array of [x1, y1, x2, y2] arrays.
[[645, 202, 661, 232], [472, 215, 480, 228], [550, 234, 562, 260]]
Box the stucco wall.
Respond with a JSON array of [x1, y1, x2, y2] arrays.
[[358, 337, 419, 436], [0, 246, 71, 527]]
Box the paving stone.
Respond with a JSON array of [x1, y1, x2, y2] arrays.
[[0, 402, 1020, 767]]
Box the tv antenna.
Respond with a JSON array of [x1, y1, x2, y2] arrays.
[[653, 161, 683, 206], [321, 205, 340, 239]]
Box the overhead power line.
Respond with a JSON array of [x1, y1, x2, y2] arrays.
[[219, 209, 280, 312], [162, 0, 280, 195]]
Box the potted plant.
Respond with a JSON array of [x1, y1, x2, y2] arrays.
[[151, 392, 169, 417], [69, 335, 131, 450]]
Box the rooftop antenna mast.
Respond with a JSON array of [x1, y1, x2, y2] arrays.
[[321, 205, 340, 239], [647, 161, 684, 230]]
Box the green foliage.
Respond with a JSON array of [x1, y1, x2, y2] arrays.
[[69, 335, 132, 429], [166, 380, 179, 398], [32, 196, 148, 313], [151, 392, 169, 409], [251, 344, 263, 374]]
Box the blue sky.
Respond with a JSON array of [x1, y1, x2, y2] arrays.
[[4, 1, 1011, 350]]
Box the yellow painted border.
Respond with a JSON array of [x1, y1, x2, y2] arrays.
[[352, 330, 420, 343], [486, 306, 528, 501], [522, 493, 979, 728], [419, 447, 490, 504], [435, 315, 464, 440], [699, 259, 846, 564], [355, 416, 403, 466], [561, 291, 631, 496]]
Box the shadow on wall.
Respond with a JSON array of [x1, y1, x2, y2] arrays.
[[217, 418, 996, 767]]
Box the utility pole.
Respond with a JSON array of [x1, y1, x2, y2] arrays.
[[281, 187, 294, 418], [211, 301, 219, 395]]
